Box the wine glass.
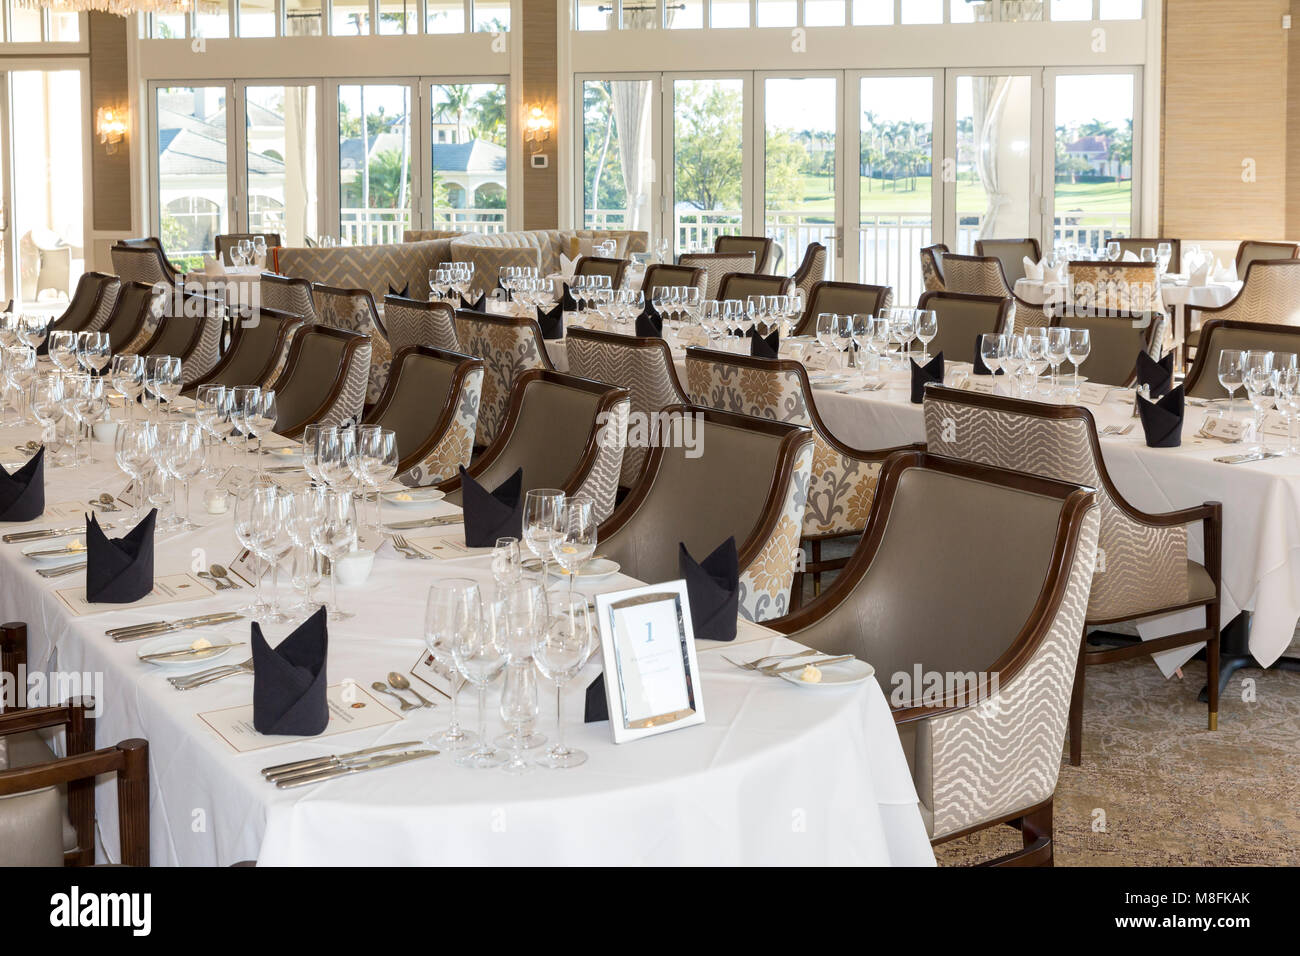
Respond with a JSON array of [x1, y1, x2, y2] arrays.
[[497, 580, 548, 763], [1106, 240, 1121, 261], [523, 488, 564, 585], [815, 312, 838, 357], [234, 484, 284, 620], [491, 537, 522, 591], [316, 425, 351, 490], [1067, 329, 1091, 394], [452, 596, 510, 769], [2, 346, 36, 427], [553, 495, 597, 602], [75, 332, 110, 375], [158, 420, 203, 531], [980, 333, 1006, 384], [68, 373, 106, 465], [1023, 329, 1049, 396], [231, 385, 261, 457], [47, 331, 77, 372], [1217, 349, 1245, 420], [253, 236, 268, 265], [915, 310, 939, 363], [113, 420, 155, 522], [16, 315, 50, 352], [357, 425, 398, 531], [1046, 327, 1070, 395], [301, 422, 327, 485], [1244, 350, 1275, 449], [1272, 362, 1300, 455], [1157, 242, 1173, 275], [309, 487, 357, 620], [532, 597, 596, 770], [1002, 334, 1027, 397], [424, 578, 482, 750], [110, 355, 146, 425], [193, 384, 227, 476], [244, 387, 278, 474], [285, 487, 323, 618], [30, 375, 65, 461]]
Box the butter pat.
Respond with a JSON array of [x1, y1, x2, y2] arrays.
[[191, 638, 212, 651], [799, 664, 822, 683]]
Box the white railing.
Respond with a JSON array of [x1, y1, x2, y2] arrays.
[[339, 206, 506, 244], [431, 208, 506, 234]]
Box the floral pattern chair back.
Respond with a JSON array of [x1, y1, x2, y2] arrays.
[[920, 243, 948, 293], [312, 284, 391, 406], [452, 310, 553, 447], [260, 273, 318, 324], [1066, 261, 1165, 315]]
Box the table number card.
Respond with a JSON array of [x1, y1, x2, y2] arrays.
[[594, 581, 705, 744], [53, 572, 217, 617]]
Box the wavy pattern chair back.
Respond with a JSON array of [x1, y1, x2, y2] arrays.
[[271, 326, 371, 436], [111, 243, 175, 289], [260, 273, 317, 324], [917, 291, 1012, 364], [939, 254, 1011, 297], [1235, 239, 1299, 276], [641, 264, 706, 301], [598, 407, 814, 621], [717, 272, 793, 302], [795, 280, 893, 335], [139, 299, 225, 386], [975, 237, 1041, 285], [715, 235, 774, 273], [1066, 261, 1164, 314], [678, 252, 756, 300], [365, 347, 483, 486], [50, 272, 112, 336], [790, 242, 827, 301], [313, 284, 390, 405], [923, 387, 1187, 622], [104, 281, 164, 354], [920, 243, 948, 293], [452, 310, 552, 447], [566, 328, 686, 487], [1111, 237, 1182, 272], [382, 296, 459, 353], [1184, 320, 1300, 399], [273, 239, 453, 302], [86, 275, 122, 332], [1206, 259, 1300, 327]]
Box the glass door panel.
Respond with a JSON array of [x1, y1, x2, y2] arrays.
[[0, 75, 9, 310], [1049, 72, 1136, 253], [155, 85, 232, 271], [669, 76, 747, 255], [243, 84, 320, 246], [580, 78, 656, 237], [762, 75, 838, 276], [337, 83, 413, 244], [429, 82, 508, 234], [855, 74, 937, 304]]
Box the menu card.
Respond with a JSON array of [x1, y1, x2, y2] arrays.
[[53, 572, 217, 617], [402, 532, 481, 561], [198, 681, 402, 754]]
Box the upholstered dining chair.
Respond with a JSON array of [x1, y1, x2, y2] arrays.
[[768, 451, 1100, 865], [1065, 261, 1164, 316], [716, 271, 794, 302], [1047, 312, 1163, 388], [715, 235, 775, 273], [1234, 239, 1299, 276], [436, 370, 630, 523], [363, 346, 484, 487], [46, 272, 120, 340], [452, 309, 555, 449], [135, 296, 227, 386], [598, 405, 813, 622], [312, 283, 391, 407], [975, 237, 1042, 285], [381, 296, 460, 354], [259, 272, 318, 325], [916, 291, 1013, 364], [794, 280, 893, 336], [790, 242, 827, 302], [565, 327, 689, 491], [574, 255, 629, 289], [1183, 259, 1300, 366], [268, 325, 372, 439], [920, 243, 949, 293], [641, 263, 707, 301], [678, 251, 756, 300], [102, 280, 165, 354], [184, 307, 304, 396], [941, 253, 1050, 331], [922, 387, 1221, 765], [683, 346, 917, 602], [111, 239, 183, 291], [214, 232, 282, 266], [1111, 237, 1182, 272], [1182, 319, 1300, 399]]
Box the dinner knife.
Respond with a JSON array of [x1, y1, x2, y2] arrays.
[[109, 612, 244, 642], [274, 750, 439, 789], [5, 524, 112, 544], [267, 746, 430, 785], [384, 515, 463, 530], [138, 642, 245, 662], [261, 740, 424, 779], [767, 655, 856, 675]]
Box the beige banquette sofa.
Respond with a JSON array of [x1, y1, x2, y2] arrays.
[[272, 229, 649, 300]]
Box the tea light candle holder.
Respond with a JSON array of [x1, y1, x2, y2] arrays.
[[204, 488, 229, 515]]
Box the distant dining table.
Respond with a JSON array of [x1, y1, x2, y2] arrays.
[[1, 398, 934, 867]]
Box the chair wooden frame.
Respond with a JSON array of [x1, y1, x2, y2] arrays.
[[48, 272, 116, 337], [267, 325, 370, 439], [715, 235, 775, 273], [185, 307, 303, 395], [1234, 239, 1299, 275], [574, 255, 630, 290], [796, 280, 894, 335], [104, 280, 164, 354], [115, 237, 184, 284], [790, 242, 826, 289]]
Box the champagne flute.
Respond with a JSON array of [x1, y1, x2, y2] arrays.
[[424, 578, 482, 750], [533, 597, 596, 770]]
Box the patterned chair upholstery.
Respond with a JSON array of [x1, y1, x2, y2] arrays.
[[715, 235, 775, 273], [565, 327, 689, 488], [770, 450, 1101, 860], [452, 309, 554, 448], [939, 253, 1011, 297], [1112, 237, 1182, 273], [1185, 259, 1300, 365], [640, 264, 706, 301], [41, 273, 119, 355], [103, 281, 165, 354], [260, 272, 318, 324], [111, 238, 183, 291], [402, 229, 467, 242], [214, 233, 281, 267], [920, 243, 948, 293], [794, 280, 893, 336], [922, 387, 1221, 764], [1183, 320, 1300, 399], [437, 370, 629, 523], [1048, 312, 1163, 386], [269, 326, 372, 438], [363, 346, 484, 487], [274, 239, 456, 303], [1065, 261, 1164, 316], [381, 296, 460, 353], [137, 296, 226, 386], [917, 291, 1012, 365], [598, 406, 813, 622], [312, 284, 391, 406], [717, 272, 793, 302], [678, 252, 756, 300], [185, 307, 303, 395], [975, 237, 1041, 285], [790, 242, 827, 302], [85, 275, 122, 333], [1234, 239, 1299, 276]]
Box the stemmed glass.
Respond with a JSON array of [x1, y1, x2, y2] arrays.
[[452, 596, 510, 769], [30, 376, 65, 463], [1023, 330, 1049, 397], [114, 421, 155, 522], [1217, 349, 1245, 420], [301, 423, 327, 485], [144, 355, 181, 420], [523, 488, 564, 586], [915, 310, 939, 362], [245, 388, 278, 474], [158, 421, 203, 531], [2, 346, 36, 427], [815, 312, 838, 361], [193, 384, 227, 476], [491, 536, 523, 591], [891, 309, 918, 362], [75, 332, 110, 376], [533, 597, 596, 770], [253, 236, 268, 266], [1106, 240, 1121, 261], [110, 355, 146, 425], [1003, 334, 1027, 396], [285, 489, 324, 618], [47, 331, 77, 372], [356, 425, 398, 532], [231, 386, 260, 456], [424, 578, 482, 751], [16, 315, 49, 352], [234, 484, 284, 620], [310, 487, 357, 620], [1067, 329, 1092, 394], [497, 580, 547, 768], [980, 333, 1006, 388], [68, 373, 106, 465], [1272, 361, 1300, 455], [553, 495, 597, 602], [1047, 327, 1070, 395], [1244, 350, 1275, 451]]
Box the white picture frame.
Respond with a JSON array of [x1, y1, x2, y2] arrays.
[[594, 581, 706, 744]]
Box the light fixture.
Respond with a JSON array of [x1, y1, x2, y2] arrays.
[[524, 106, 554, 153], [96, 106, 128, 154], [15, 0, 191, 18]]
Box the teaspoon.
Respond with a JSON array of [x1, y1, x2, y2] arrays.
[[372, 681, 418, 712], [387, 672, 436, 708]]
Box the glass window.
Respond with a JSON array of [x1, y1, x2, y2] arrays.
[[1000, 0, 1044, 20], [8, 4, 42, 40], [852, 0, 892, 24], [805, 0, 845, 26], [1052, 73, 1134, 251], [1050, 0, 1093, 21], [156, 86, 230, 271], [430, 83, 507, 234], [194, 0, 231, 37], [473, 0, 510, 32], [378, 0, 417, 34], [954, 74, 1035, 249], [765, 76, 837, 273], [756, 0, 796, 27], [246, 85, 319, 246], [673, 77, 745, 253], [900, 0, 943, 23], [285, 0, 324, 35], [577, 0, 612, 30], [668, 0, 703, 28], [338, 84, 413, 244], [622, 0, 660, 29], [950, 0, 988, 23], [47, 10, 80, 41], [1099, 0, 1141, 18], [331, 0, 370, 35], [582, 78, 655, 235], [710, 0, 748, 28], [427, 0, 465, 32], [151, 12, 188, 38], [238, 0, 276, 36]]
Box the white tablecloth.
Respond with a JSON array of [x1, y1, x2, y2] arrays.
[[1, 417, 934, 867]]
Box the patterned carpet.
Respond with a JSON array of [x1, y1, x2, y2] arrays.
[[801, 555, 1300, 867]]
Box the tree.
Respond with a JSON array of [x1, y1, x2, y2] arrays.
[[764, 129, 806, 208], [435, 85, 474, 143], [366, 149, 409, 208], [673, 84, 743, 211], [471, 86, 507, 146]]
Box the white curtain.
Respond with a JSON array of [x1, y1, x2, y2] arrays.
[[971, 76, 1012, 239]]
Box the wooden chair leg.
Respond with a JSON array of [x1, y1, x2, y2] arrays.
[[1, 622, 27, 702], [811, 540, 822, 596], [66, 695, 96, 867], [1068, 633, 1086, 766], [117, 738, 150, 868], [1207, 628, 1220, 732], [978, 800, 1054, 867]]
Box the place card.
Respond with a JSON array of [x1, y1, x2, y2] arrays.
[[1077, 383, 1114, 406], [228, 546, 293, 586], [198, 681, 403, 754], [215, 465, 255, 494], [39, 500, 100, 524], [402, 532, 479, 561], [53, 572, 217, 617], [409, 649, 460, 700], [1200, 417, 1247, 443]]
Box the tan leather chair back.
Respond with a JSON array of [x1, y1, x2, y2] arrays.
[[796, 280, 893, 335], [1184, 320, 1300, 398], [917, 291, 1012, 364], [975, 237, 1041, 285], [717, 272, 793, 302]]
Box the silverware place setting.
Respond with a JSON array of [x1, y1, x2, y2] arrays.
[[168, 658, 254, 690], [261, 739, 424, 781], [1100, 424, 1136, 437], [5, 523, 114, 544], [108, 611, 244, 643], [390, 534, 431, 560], [722, 648, 821, 672], [271, 749, 439, 789], [196, 563, 241, 590]]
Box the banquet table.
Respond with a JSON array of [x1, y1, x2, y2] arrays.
[[547, 325, 1300, 674], [0, 411, 934, 867], [183, 265, 263, 315]]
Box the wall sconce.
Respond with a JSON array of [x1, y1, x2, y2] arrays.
[[96, 107, 129, 154], [524, 106, 553, 153]]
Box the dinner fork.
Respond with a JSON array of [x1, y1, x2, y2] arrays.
[[722, 648, 819, 672], [392, 534, 430, 560], [170, 659, 253, 690]]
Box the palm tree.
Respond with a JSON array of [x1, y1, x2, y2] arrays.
[[472, 86, 507, 145], [435, 85, 474, 143]]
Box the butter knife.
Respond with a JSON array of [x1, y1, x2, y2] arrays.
[[138, 642, 245, 662], [109, 612, 244, 642], [262, 739, 424, 779], [274, 749, 439, 788], [767, 654, 855, 675]]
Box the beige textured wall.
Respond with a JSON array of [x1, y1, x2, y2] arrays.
[[1161, 0, 1292, 240], [520, 0, 559, 230], [88, 12, 133, 234]]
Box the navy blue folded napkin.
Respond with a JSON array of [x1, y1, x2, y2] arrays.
[[749, 328, 780, 359], [1137, 385, 1184, 448], [86, 508, 156, 604], [679, 538, 740, 642], [973, 335, 1003, 375], [0, 446, 45, 522], [459, 293, 486, 312], [910, 351, 944, 404], [459, 466, 524, 548], [537, 303, 564, 340], [388, 282, 409, 299], [1135, 350, 1175, 398], [252, 606, 329, 736], [584, 672, 608, 724], [635, 303, 663, 338], [560, 283, 578, 312]]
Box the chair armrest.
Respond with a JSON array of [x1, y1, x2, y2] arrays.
[[1117, 499, 1218, 530]]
